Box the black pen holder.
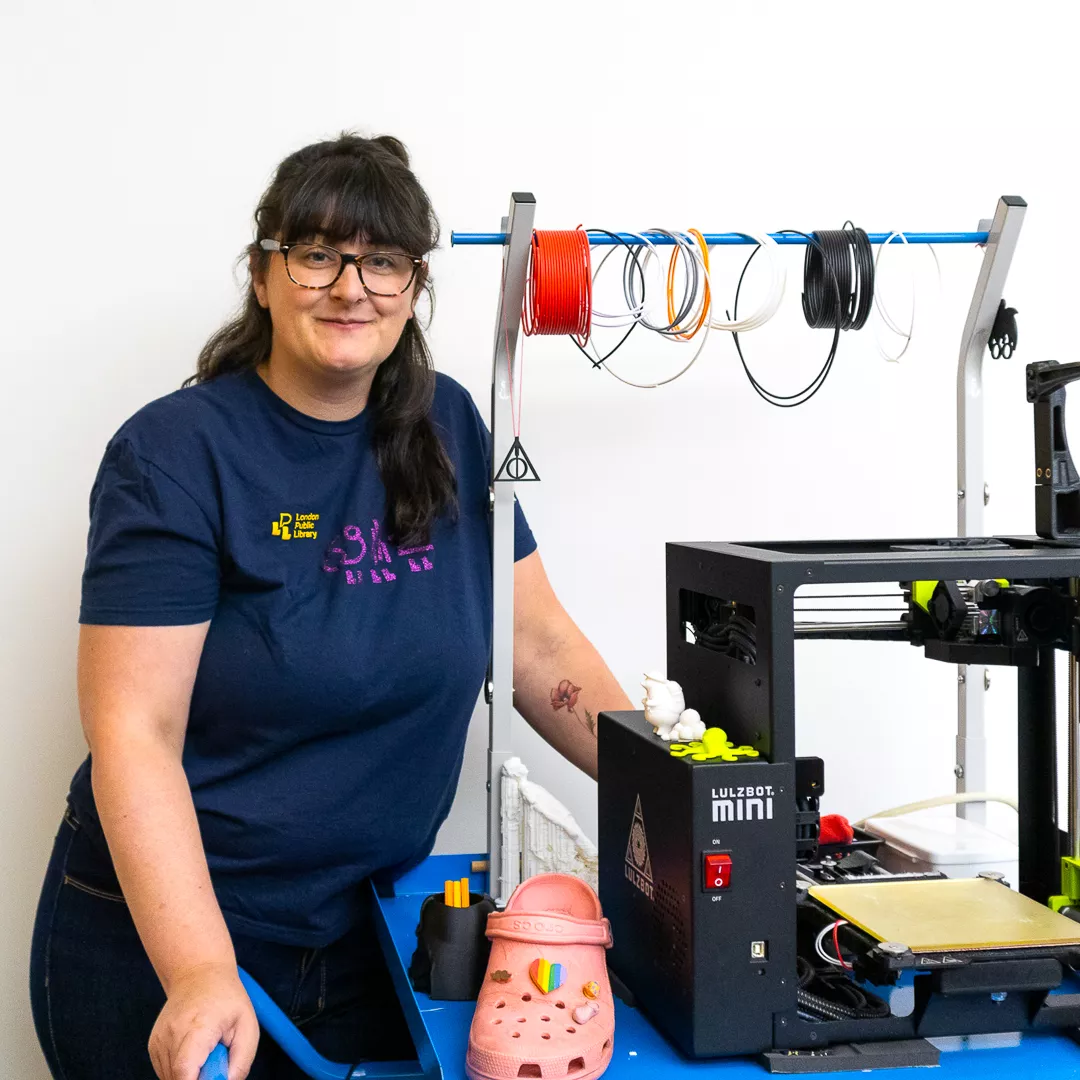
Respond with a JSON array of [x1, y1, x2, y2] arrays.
[[408, 891, 497, 1001]]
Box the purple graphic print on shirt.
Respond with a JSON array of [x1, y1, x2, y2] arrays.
[[322, 519, 435, 586]]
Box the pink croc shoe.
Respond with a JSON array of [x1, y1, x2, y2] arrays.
[[466, 874, 614, 1080]]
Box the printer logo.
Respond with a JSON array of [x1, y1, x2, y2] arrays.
[[711, 786, 774, 823], [624, 794, 654, 901]]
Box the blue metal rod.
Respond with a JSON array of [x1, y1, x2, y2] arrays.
[[451, 230, 988, 247]]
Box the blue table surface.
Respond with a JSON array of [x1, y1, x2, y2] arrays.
[[378, 855, 1080, 1080]]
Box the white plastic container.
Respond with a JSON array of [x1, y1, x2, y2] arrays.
[[863, 812, 1019, 889]]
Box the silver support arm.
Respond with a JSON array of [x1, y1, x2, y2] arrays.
[[487, 193, 535, 904], [955, 196, 1027, 824]]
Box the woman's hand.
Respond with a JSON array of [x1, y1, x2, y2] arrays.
[[148, 962, 259, 1080]]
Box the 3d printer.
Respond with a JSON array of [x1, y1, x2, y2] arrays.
[[598, 537, 1080, 1065], [595, 362, 1080, 1067]]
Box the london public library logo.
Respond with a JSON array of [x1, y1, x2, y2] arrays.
[[625, 794, 654, 900], [272, 512, 320, 541]]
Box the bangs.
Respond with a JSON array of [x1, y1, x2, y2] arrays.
[[277, 155, 436, 256]]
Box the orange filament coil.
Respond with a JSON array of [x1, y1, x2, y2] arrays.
[[522, 229, 592, 343], [667, 228, 711, 340]]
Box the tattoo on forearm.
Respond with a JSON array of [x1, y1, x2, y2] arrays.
[[550, 679, 596, 737]]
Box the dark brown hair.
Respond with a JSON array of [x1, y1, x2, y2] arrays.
[[189, 132, 456, 545]]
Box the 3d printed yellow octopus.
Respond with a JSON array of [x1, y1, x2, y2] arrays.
[[669, 727, 760, 762]]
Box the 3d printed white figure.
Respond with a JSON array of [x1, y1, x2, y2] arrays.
[[642, 672, 684, 738], [642, 674, 703, 741], [671, 708, 705, 743]]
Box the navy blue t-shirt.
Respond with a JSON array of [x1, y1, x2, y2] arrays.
[[67, 368, 535, 947]]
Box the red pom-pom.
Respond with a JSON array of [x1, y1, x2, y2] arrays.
[[820, 814, 854, 846]]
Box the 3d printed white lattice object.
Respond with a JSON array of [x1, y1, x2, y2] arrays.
[[500, 757, 598, 897]]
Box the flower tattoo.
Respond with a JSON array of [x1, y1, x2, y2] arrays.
[[551, 679, 581, 711], [550, 679, 596, 736]]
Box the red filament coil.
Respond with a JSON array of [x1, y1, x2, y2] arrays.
[[522, 229, 592, 342]]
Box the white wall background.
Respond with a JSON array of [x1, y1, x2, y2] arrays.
[[2, 0, 1077, 1073]]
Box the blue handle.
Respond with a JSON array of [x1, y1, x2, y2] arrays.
[[197, 968, 427, 1080], [237, 968, 357, 1078], [199, 1042, 229, 1080], [194, 971, 366, 1079]]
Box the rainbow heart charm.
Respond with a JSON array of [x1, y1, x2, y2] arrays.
[[529, 958, 566, 994]]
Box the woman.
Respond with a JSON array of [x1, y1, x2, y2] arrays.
[[29, 133, 631, 1080]]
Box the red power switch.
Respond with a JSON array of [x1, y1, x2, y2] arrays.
[[703, 853, 732, 891]]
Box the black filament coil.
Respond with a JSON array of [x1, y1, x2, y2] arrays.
[[729, 230, 841, 408], [802, 227, 874, 331]]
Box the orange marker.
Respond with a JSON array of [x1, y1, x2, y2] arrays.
[[460, 877, 470, 906], [444, 880, 454, 906]]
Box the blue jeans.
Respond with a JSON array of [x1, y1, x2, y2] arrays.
[[29, 809, 414, 1079]]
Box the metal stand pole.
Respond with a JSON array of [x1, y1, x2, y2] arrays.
[[955, 196, 1027, 825], [487, 193, 535, 905], [1018, 648, 1059, 902]]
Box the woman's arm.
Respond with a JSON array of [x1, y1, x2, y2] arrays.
[[512, 551, 633, 780], [80, 623, 258, 1080]]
